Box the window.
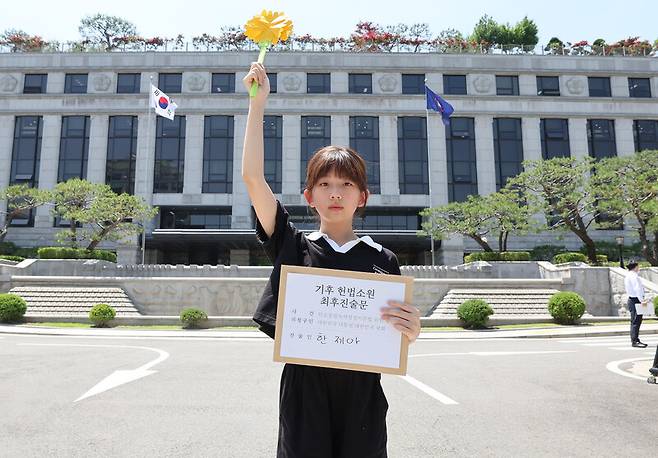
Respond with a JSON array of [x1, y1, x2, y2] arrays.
[[9, 116, 42, 227], [353, 208, 422, 230], [588, 77, 611, 97], [64, 74, 87, 94], [154, 116, 186, 193], [307, 73, 330, 93], [496, 75, 519, 96], [106, 116, 137, 194], [443, 75, 466, 95], [160, 207, 232, 229], [540, 119, 571, 159], [116, 73, 140, 94], [267, 73, 277, 93], [493, 118, 523, 190], [211, 73, 235, 93], [445, 117, 477, 202], [263, 116, 282, 193], [203, 116, 234, 193], [402, 74, 425, 95], [629, 78, 651, 98], [348, 74, 372, 94], [301, 116, 331, 190], [537, 76, 560, 96], [23, 74, 47, 94], [398, 117, 428, 194], [587, 119, 617, 160], [58, 116, 90, 182], [633, 120, 658, 152], [349, 116, 380, 193], [158, 73, 182, 93]]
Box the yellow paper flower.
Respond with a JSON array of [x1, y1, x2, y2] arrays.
[[245, 10, 293, 45]]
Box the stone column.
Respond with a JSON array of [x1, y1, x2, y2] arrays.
[[569, 118, 589, 160], [183, 115, 204, 195], [86, 115, 109, 184], [474, 115, 495, 195], [47, 73, 65, 94], [379, 115, 399, 196], [615, 118, 635, 157], [331, 72, 348, 94], [519, 74, 537, 96], [134, 113, 156, 205], [610, 76, 629, 98], [34, 115, 61, 228], [331, 115, 349, 148], [231, 115, 252, 229], [652, 77, 658, 100], [282, 115, 301, 198], [522, 117, 542, 161], [425, 73, 443, 93], [0, 116, 14, 227], [427, 114, 448, 207]]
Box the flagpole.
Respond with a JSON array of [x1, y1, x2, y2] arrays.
[[425, 106, 435, 267], [142, 76, 155, 265]]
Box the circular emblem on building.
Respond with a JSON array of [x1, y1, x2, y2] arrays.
[[186, 74, 206, 91], [0, 74, 18, 92], [378, 74, 397, 92], [92, 74, 112, 92], [565, 77, 585, 95], [472, 75, 493, 94], [283, 74, 302, 92]]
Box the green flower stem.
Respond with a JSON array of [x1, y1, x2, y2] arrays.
[[249, 41, 270, 97]]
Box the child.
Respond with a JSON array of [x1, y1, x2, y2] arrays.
[[241, 62, 421, 458]]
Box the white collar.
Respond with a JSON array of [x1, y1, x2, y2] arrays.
[[306, 231, 382, 253]]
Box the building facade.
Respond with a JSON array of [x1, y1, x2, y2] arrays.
[[1, 51, 657, 265]]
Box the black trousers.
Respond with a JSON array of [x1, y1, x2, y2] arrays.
[[628, 297, 643, 343], [277, 364, 388, 458]]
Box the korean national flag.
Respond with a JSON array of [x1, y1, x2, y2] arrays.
[[150, 84, 178, 120]]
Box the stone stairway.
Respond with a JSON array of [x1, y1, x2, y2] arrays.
[[9, 286, 142, 316], [430, 288, 560, 317]]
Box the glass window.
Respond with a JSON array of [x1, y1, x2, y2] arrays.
[[267, 73, 277, 93], [23, 74, 47, 94], [540, 119, 571, 159], [493, 118, 523, 189], [587, 119, 617, 159], [307, 73, 330, 94], [9, 116, 42, 227], [154, 116, 186, 193], [398, 117, 428, 194], [633, 120, 658, 151], [353, 208, 422, 230], [263, 115, 282, 193], [116, 73, 140, 94], [588, 77, 611, 97], [64, 74, 88, 94], [160, 207, 232, 229], [106, 116, 137, 194], [58, 116, 90, 182], [629, 78, 651, 98], [211, 73, 235, 93], [301, 116, 331, 190], [348, 74, 372, 94], [203, 116, 234, 193], [496, 75, 519, 96], [158, 73, 182, 93], [443, 75, 467, 95], [537, 76, 560, 96], [446, 117, 477, 202], [402, 74, 425, 95], [349, 116, 380, 193]]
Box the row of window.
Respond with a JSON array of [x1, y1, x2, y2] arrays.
[[9, 115, 658, 211], [19, 72, 654, 98]]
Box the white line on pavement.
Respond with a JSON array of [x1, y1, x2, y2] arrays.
[[409, 350, 576, 358], [18, 343, 169, 402], [606, 357, 654, 381], [400, 375, 459, 405]]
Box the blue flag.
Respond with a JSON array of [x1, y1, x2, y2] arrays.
[[425, 85, 454, 126]]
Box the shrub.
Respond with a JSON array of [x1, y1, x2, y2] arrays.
[[180, 308, 208, 329], [38, 247, 117, 263], [0, 241, 18, 255], [548, 292, 586, 324], [594, 254, 608, 265], [89, 303, 116, 327], [457, 299, 494, 329], [530, 245, 566, 261], [0, 293, 28, 323], [579, 241, 643, 262], [464, 251, 531, 263], [0, 255, 25, 262], [654, 296, 658, 316], [552, 252, 587, 264]]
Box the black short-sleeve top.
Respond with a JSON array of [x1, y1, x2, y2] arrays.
[[253, 200, 401, 338]]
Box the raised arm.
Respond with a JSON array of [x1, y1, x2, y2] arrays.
[[241, 62, 277, 238]]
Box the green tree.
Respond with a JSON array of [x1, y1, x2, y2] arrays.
[[471, 15, 511, 45], [486, 188, 535, 252], [78, 14, 137, 51], [51, 179, 104, 247], [511, 16, 539, 46], [0, 184, 51, 242], [592, 151, 658, 265], [506, 157, 600, 264]]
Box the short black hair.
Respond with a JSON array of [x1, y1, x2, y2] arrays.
[[627, 262, 639, 271]]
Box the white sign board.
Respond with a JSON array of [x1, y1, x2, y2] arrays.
[[273, 265, 414, 375]]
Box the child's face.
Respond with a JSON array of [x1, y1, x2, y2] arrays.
[[303, 171, 367, 224]]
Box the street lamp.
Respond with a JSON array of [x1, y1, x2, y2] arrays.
[[615, 235, 625, 269]]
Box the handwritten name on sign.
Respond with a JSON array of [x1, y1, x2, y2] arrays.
[[274, 265, 413, 375]]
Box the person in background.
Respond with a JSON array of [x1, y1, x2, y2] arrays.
[[625, 262, 647, 347]]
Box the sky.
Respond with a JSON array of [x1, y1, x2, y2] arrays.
[[1, 0, 655, 46]]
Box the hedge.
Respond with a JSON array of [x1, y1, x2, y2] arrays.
[[464, 251, 531, 263], [38, 247, 117, 263], [0, 255, 25, 262], [552, 252, 587, 264]]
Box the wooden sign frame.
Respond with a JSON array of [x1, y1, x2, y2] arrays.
[[273, 264, 414, 375]]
